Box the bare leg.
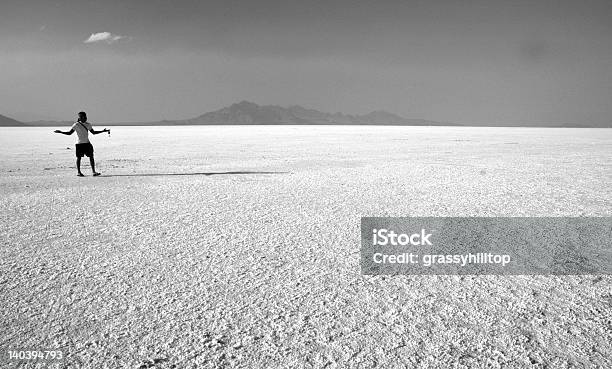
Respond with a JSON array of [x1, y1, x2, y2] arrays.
[[76, 157, 84, 176], [90, 155, 100, 176]]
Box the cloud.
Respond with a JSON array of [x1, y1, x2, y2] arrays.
[[84, 32, 127, 44]]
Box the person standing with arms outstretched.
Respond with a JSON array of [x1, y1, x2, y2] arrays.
[[54, 111, 109, 177]]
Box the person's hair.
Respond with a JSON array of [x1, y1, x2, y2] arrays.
[[78, 111, 87, 122]]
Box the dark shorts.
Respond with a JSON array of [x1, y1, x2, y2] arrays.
[[75, 143, 94, 158]]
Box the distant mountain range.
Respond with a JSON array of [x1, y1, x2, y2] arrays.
[[1, 101, 610, 127], [0, 102, 450, 127], [165, 101, 450, 126], [0, 114, 24, 126]]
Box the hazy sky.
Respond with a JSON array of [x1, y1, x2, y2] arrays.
[[1, 0, 611, 125]]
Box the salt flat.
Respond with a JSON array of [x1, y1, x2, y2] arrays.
[[1, 126, 611, 368]]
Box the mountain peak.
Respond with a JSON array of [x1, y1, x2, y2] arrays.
[[231, 100, 259, 108], [361, 110, 407, 124], [0, 114, 24, 126]]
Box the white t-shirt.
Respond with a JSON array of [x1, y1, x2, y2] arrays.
[[71, 122, 92, 144]]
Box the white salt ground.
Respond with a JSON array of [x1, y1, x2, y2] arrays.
[[1, 126, 611, 368]]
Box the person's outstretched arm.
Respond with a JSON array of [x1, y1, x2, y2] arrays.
[[89, 128, 109, 135], [54, 129, 74, 135]]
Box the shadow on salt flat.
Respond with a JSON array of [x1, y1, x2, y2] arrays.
[[102, 171, 289, 177]]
